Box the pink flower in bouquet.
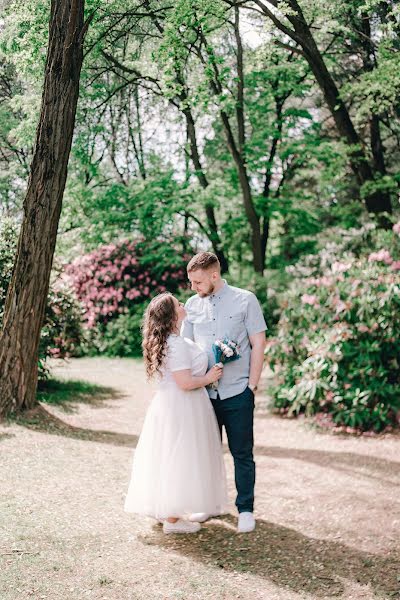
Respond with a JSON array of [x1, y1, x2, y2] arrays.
[[391, 261, 400, 271], [392, 222, 400, 235]]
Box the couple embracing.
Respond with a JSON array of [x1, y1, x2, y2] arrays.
[[124, 252, 267, 534]]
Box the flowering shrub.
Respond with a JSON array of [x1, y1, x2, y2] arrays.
[[64, 239, 189, 330], [266, 221, 400, 433]]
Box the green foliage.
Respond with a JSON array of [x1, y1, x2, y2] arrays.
[[39, 283, 87, 361], [36, 378, 113, 406], [87, 305, 146, 357], [0, 219, 86, 379], [266, 222, 400, 432], [0, 217, 18, 318]]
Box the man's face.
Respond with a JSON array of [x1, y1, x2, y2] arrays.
[[187, 269, 217, 298]]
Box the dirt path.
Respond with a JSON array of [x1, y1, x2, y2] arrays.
[[1, 357, 399, 600]]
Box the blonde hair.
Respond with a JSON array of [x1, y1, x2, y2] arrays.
[[142, 292, 177, 379], [187, 251, 220, 273]]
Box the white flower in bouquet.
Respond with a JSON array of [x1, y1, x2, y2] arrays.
[[210, 337, 241, 390]]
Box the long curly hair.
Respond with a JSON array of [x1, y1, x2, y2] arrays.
[[142, 292, 178, 379]]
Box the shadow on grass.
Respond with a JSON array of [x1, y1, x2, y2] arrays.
[[4, 378, 138, 447], [251, 445, 400, 486], [142, 515, 400, 598], [0, 433, 15, 442], [10, 404, 139, 447], [36, 378, 124, 413]]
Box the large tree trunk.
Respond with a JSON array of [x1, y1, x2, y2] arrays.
[[0, 0, 90, 417]]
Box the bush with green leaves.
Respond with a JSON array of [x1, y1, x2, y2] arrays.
[[266, 221, 400, 432], [0, 217, 18, 321], [85, 304, 147, 358], [0, 218, 85, 378]]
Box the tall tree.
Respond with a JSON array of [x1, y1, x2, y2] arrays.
[[0, 0, 92, 417], [246, 0, 394, 222]]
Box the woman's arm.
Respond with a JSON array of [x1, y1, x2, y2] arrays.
[[172, 365, 223, 391]]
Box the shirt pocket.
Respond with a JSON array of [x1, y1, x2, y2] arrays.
[[221, 313, 244, 341]]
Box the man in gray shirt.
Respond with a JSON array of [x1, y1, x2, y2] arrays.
[[182, 252, 267, 533]]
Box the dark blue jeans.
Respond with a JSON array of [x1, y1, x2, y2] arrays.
[[211, 386, 255, 513]]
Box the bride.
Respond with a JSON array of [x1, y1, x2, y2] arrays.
[[124, 292, 228, 534]]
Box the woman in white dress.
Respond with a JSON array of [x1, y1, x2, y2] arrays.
[[124, 292, 228, 534]]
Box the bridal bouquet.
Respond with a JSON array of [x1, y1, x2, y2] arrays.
[[210, 338, 241, 390]]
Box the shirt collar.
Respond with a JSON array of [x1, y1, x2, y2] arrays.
[[209, 279, 229, 301]]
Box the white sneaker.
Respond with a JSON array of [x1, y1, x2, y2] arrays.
[[163, 519, 201, 534], [237, 512, 256, 533]]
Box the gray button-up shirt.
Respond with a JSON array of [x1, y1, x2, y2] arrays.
[[181, 281, 267, 400]]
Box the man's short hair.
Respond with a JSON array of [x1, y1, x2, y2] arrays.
[[187, 252, 220, 273]]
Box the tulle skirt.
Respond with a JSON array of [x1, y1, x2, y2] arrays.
[[124, 384, 228, 519]]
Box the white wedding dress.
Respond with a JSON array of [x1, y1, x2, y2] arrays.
[[124, 334, 228, 519]]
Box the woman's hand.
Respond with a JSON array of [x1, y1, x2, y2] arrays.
[[205, 364, 223, 385]]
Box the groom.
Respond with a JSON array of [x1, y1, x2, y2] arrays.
[[181, 252, 267, 533]]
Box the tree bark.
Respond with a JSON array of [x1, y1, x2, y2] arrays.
[[196, 25, 263, 273], [0, 0, 90, 417], [140, 2, 230, 272], [182, 103, 229, 273]]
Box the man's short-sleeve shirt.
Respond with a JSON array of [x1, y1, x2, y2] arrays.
[[181, 281, 267, 399]]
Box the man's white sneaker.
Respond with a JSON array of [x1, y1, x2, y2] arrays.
[[237, 512, 256, 533], [163, 519, 201, 534]]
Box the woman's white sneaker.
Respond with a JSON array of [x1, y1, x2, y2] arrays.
[[237, 512, 256, 533], [163, 519, 201, 534]]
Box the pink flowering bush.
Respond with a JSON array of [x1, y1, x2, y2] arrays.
[[65, 239, 188, 328], [266, 222, 400, 432], [64, 239, 189, 356]]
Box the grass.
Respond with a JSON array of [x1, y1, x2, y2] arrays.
[[36, 378, 118, 409]]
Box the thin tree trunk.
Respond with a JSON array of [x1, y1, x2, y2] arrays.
[[254, 0, 393, 220], [196, 26, 263, 273], [0, 0, 91, 417], [182, 105, 229, 273], [358, 14, 387, 177], [142, 1, 229, 272]]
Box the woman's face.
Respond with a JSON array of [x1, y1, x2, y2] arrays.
[[173, 297, 187, 322]]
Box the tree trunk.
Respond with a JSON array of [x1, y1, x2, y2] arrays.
[[182, 105, 229, 273], [0, 0, 90, 417], [255, 0, 393, 220], [302, 34, 392, 218]]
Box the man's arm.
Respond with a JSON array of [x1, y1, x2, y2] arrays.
[[248, 331, 267, 390]]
